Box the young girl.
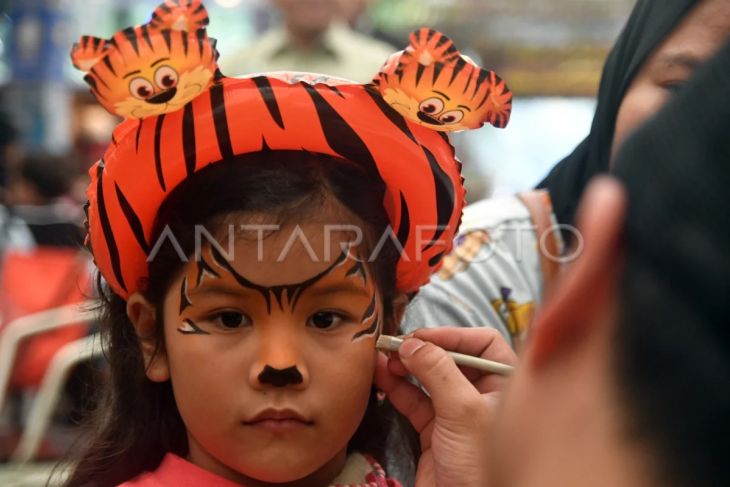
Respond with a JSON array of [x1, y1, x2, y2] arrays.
[[63, 1, 511, 485]]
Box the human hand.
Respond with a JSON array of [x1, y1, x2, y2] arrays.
[[375, 327, 517, 487]]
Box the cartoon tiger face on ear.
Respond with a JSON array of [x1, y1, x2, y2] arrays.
[[374, 28, 512, 132], [71, 0, 219, 119]]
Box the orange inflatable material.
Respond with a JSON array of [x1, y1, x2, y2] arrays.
[[71, 0, 513, 300]]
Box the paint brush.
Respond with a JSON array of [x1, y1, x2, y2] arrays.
[[376, 335, 514, 376]]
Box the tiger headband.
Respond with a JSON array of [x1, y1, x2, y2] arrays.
[[73, 0, 512, 299]]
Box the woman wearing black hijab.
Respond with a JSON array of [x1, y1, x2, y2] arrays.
[[537, 0, 698, 231]]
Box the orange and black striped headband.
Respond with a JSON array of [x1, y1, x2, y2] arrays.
[[72, 0, 512, 299]]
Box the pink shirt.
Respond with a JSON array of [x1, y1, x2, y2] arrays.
[[120, 453, 240, 487], [119, 452, 402, 487]]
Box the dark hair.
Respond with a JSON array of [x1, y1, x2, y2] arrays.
[[61, 151, 418, 486], [611, 41, 730, 487]]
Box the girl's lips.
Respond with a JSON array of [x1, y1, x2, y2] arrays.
[[243, 408, 313, 425], [243, 408, 314, 433]]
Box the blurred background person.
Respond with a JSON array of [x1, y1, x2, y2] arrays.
[[221, 0, 396, 81]]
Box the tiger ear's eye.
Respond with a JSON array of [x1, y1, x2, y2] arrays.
[[419, 97, 445, 115], [129, 77, 155, 100], [154, 65, 179, 89], [439, 109, 464, 124]]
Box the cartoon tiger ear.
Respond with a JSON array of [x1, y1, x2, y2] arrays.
[[479, 69, 513, 129], [374, 27, 513, 132], [149, 0, 209, 32], [70, 36, 111, 72]]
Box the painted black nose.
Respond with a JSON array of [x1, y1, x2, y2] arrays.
[[417, 110, 444, 125], [147, 87, 177, 104], [258, 365, 303, 387]]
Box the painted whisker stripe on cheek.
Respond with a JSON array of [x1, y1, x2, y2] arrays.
[[178, 319, 210, 335], [352, 295, 380, 341]]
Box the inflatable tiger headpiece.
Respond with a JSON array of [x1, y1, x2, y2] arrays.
[[72, 1, 512, 300]]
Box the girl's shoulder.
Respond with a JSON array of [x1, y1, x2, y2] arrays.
[[118, 453, 240, 487]]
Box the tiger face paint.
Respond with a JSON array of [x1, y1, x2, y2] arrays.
[[70, 0, 218, 119], [156, 217, 383, 484], [375, 27, 512, 131]]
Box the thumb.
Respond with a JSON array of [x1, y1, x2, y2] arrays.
[[398, 337, 484, 422]]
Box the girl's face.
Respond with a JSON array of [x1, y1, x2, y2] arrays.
[[138, 210, 385, 485]]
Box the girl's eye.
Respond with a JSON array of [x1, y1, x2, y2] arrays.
[[129, 77, 154, 100], [211, 311, 251, 330], [154, 65, 179, 89], [419, 97, 445, 115], [307, 311, 346, 330]]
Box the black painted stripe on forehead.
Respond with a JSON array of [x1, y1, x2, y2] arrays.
[[96, 164, 126, 292], [196, 256, 221, 287], [154, 114, 167, 191], [179, 277, 192, 314], [252, 76, 285, 129], [115, 182, 150, 254], [436, 34, 449, 48], [208, 244, 350, 314], [421, 145, 454, 251]]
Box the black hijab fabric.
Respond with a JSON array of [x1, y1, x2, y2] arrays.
[[536, 0, 698, 228]]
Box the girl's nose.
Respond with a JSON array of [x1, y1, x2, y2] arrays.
[[249, 327, 309, 390]]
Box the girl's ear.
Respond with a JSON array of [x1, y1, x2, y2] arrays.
[[126, 293, 170, 382]]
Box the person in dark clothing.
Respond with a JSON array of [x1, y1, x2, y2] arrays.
[[537, 0, 728, 233]]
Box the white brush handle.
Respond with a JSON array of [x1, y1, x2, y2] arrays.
[[377, 335, 514, 376]]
